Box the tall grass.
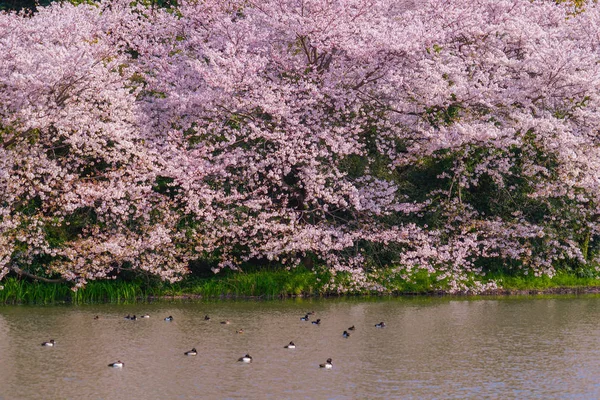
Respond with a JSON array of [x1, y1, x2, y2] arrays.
[[0, 278, 153, 304], [375, 269, 444, 294], [0, 278, 72, 304], [484, 270, 600, 290], [71, 280, 151, 303], [3, 267, 600, 305], [181, 267, 322, 298], [0, 267, 326, 304]]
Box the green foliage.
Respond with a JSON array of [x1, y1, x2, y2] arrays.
[[0, 277, 164, 304], [0, 278, 71, 304], [180, 267, 323, 298], [424, 103, 462, 128], [0, 267, 325, 304], [153, 176, 178, 198], [373, 268, 446, 294], [555, 0, 595, 13], [71, 280, 155, 303], [485, 270, 600, 290], [3, 266, 600, 304]]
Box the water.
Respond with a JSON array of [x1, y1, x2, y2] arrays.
[[1, 296, 600, 399]]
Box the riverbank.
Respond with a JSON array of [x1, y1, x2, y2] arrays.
[[1, 268, 600, 304]]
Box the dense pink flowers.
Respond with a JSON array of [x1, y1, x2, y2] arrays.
[[1, 0, 600, 292]]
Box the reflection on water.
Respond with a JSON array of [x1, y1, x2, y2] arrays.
[[1, 296, 600, 399]]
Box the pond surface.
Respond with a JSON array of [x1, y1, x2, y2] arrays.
[[1, 296, 600, 399]]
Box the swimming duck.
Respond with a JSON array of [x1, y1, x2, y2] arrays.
[[348, 325, 355, 331], [236, 329, 244, 334], [300, 315, 310, 321], [220, 320, 230, 325], [94, 316, 99, 320], [204, 315, 210, 321], [375, 321, 386, 328], [124, 314, 131, 320], [41, 339, 55, 347], [284, 341, 296, 349], [311, 319, 321, 325], [108, 361, 124, 368], [141, 314, 150, 318], [342, 330, 350, 338], [319, 358, 333, 369], [184, 348, 198, 356], [130, 315, 138, 321], [164, 316, 174, 321], [238, 354, 252, 363]]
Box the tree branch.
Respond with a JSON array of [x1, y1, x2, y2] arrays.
[[11, 266, 66, 283]]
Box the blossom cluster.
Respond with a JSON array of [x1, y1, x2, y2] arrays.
[[1, 0, 600, 292]]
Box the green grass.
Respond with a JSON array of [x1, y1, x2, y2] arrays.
[[0, 278, 154, 304], [0, 267, 328, 304], [374, 269, 444, 294], [3, 267, 600, 305], [172, 267, 324, 298], [0, 278, 72, 304], [484, 271, 600, 291], [71, 280, 157, 303]]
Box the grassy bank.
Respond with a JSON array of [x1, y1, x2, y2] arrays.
[[2, 268, 600, 304], [483, 271, 600, 292], [0, 267, 327, 304]]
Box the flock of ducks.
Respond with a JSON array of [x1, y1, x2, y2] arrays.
[[41, 311, 387, 369]]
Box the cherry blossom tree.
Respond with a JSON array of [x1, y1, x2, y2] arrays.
[[2, 0, 600, 292], [138, 0, 600, 291], [0, 2, 189, 288]]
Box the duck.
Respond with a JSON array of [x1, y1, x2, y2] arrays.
[[164, 316, 174, 321], [184, 348, 198, 356], [130, 315, 138, 321], [300, 314, 310, 321], [284, 341, 296, 349], [124, 314, 132, 320], [311, 319, 321, 325], [236, 329, 244, 334], [238, 354, 252, 363], [375, 321, 386, 328], [220, 320, 230, 325], [342, 330, 350, 338], [141, 314, 150, 318], [319, 358, 333, 369], [93, 316, 99, 320], [204, 315, 210, 321], [41, 339, 55, 347], [348, 325, 355, 331], [108, 361, 124, 368]]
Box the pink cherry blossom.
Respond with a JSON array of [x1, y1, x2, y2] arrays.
[[2, 0, 600, 292]]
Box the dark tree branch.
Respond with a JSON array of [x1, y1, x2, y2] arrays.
[[11, 266, 66, 283]]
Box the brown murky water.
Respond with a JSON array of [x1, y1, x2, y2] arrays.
[[1, 296, 600, 399]]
